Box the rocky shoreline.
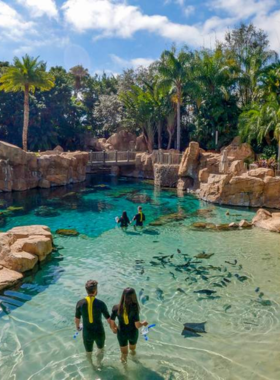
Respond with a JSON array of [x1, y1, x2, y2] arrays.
[[0, 225, 53, 291]]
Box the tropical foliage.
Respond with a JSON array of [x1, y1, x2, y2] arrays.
[[0, 24, 279, 155]]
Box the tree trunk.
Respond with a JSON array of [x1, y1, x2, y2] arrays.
[[278, 139, 280, 170], [23, 86, 29, 151], [176, 93, 181, 151], [157, 120, 162, 149], [167, 130, 173, 150]]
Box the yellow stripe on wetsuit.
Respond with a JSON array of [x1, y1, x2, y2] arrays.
[[85, 296, 95, 323], [139, 212, 143, 222], [123, 305, 129, 325]]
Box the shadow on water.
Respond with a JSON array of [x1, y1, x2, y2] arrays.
[[0, 254, 63, 319]]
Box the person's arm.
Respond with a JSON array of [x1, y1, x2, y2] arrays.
[[110, 305, 118, 333], [102, 302, 112, 326], [135, 320, 148, 329], [75, 301, 82, 331]]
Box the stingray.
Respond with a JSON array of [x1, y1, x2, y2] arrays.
[[182, 322, 207, 338], [195, 253, 214, 259], [194, 289, 216, 295]]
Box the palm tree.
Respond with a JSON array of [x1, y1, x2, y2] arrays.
[[157, 47, 192, 151], [0, 55, 54, 151], [70, 65, 89, 97]]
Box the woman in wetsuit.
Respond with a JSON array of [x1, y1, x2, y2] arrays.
[[116, 211, 130, 228], [110, 288, 148, 363]]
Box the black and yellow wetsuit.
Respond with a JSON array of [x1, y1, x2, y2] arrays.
[[75, 297, 110, 352], [111, 304, 140, 347], [133, 212, 145, 227], [118, 216, 130, 228]]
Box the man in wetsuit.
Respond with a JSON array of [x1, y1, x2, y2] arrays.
[[132, 206, 145, 227], [75, 280, 110, 366]]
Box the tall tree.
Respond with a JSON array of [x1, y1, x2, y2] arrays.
[[0, 55, 54, 151], [69, 65, 89, 97], [157, 47, 192, 151]]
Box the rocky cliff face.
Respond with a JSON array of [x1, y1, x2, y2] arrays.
[[0, 225, 53, 291], [0, 141, 88, 192]]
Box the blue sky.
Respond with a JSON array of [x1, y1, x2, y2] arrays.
[[1, 0, 280, 75]]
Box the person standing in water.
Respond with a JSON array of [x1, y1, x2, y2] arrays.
[[110, 288, 148, 363], [132, 206, 145, 227], [116, 211, 130, 228], [75, 280, 111, 366]]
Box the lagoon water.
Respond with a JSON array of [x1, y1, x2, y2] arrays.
[[0, 175, 279, 380]]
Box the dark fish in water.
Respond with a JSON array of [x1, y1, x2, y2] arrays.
[[190, 277, 198, 283], [256, 299, 272, 307], [185, 277, 190, 281], [201, 275, 209, 281], [176, 263, 191, 269], [190, 261, 203, 264], [177, 288, 186, 294], [255, 287, 260, 293], [139, 289, 144, 298], [194, 289, 217, 295], [150, 261, 161, 266], [146, 277, 150, 281], [213, 283, 223, 288], [227, 272, 233, 278], [156, 288, 164, 301], [238, 265, 243, 270], [140, 295, 149, 305], [223, 278, 231, 283], [135, 259, 145, 264], [223, 267, 228, 272], [195, 253, 214, 259], [177, 249, 181, 253], [140, 269, 145, 275], [221, 281, 227, 287], [208, 265, 222, 271], [170, 254, 174, 259], [153, 255, 169, 261], [235, 274, 248, 282], [223, 305, 232, 312], [169, 272, 176, 279], [225, 260, 237, 266], [259, 292, 264, 298], [181, 322, 207, 338], [152, 241, 159, 243], [175, 268, 183, 273]]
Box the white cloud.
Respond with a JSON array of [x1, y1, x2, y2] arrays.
[[253, 9, 280, 51], [111, 54, 154, 69], [184, 5, 195, 17], [211, 0, 275, 19], [0, 1, 35, 40], [16, 0, 58, 18]]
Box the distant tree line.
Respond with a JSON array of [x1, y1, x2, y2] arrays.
[[0, 23, 280, 156]]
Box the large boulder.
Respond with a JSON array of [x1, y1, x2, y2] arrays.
[[248, 168, 274, 179], [179, 142, 200, 178], [252, 209, 280, 232], [0, 266, 23, 291], [135, 134, 148, 152], [221, 137, 254, 161], [107, 130, 136, 151], [0, 225, 53, 277], [0, 141, 28, 165], [154, 164, 179, 188], [263, 177, 280, 209]]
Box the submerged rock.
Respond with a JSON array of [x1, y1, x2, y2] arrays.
[[56, 229, 79, 236], [35, 206, 60, 217], [239, 220, 252, 228], [252, 208, 280, 233], [7, 206, 25, 213], [149, 212, 187, 226]]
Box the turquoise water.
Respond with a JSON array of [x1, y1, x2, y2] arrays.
[[0, 175, 280, 380]]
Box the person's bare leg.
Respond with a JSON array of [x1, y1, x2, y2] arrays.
[[129, 344, 136, 356], [86, 351, 93, 364], [120, 346, 128, 363], [96, 348, 104, 368]]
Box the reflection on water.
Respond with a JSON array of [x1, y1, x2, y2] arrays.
[[0, 175, 280, 380]]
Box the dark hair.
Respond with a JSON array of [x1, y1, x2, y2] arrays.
[[122, 211, 129, 223], [85, 280, 98, 294], [118, 288, 140, 316]]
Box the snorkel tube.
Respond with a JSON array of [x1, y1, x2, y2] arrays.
[[141, 324, 156, 341]]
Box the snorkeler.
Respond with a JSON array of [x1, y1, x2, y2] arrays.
[[75, 280, 111, 366], [110, 288, 148, 363], [132, 206, 145, 227], [116, 211, 130, 228]]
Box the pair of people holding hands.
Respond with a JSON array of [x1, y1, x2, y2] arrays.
[[116, 206, 146, 228]]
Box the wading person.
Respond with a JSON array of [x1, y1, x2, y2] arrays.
[[75, 280, 111, 366], [132, 206, 145, 227], [116, 211, 130, 228], [110, 288, 148, 363]]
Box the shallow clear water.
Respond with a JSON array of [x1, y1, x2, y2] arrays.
[[0, 175, 280, 380]]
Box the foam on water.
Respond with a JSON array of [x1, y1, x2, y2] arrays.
[[0, 175, 279, 380]]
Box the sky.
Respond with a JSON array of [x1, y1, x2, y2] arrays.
[[0, 0, 280, 75]]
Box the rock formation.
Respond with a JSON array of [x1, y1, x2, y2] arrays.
[[252, 209, 280, 232], [0, 225, 53, 290], [0, 141, 88, 192]]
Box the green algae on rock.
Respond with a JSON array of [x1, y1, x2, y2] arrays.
[[56, 229, 80, 236]]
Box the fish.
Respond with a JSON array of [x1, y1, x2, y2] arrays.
[[150, 261, 161, 266], [208, 265, 222, 271], [175, 268, 183, 273], [153, 255, 170, 261], [223, 278, 231, 283], [256, 299, 272, 307], [201, 275, 209, 281], [177, 288, 186, 294], [177, 249, 181, 253], [140, 269, 145, 275], [139, 288, 144, 298], [224, 304, 232, 312], [156, 288, 164, 301], [195, 253, 214, 259], [169, 272, 176, 279], [190, 277, 198, 283], [235, 275, 248, 282], [170, 254, 174, 259], [194, 289, 217, 295], [140, 295, 149, 305], [225, 260, 237, 266], [212, 283, 223, 288], [220, 281, 227, 287], [255, 287, 260, 293], [258, 292, 264, 298]]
